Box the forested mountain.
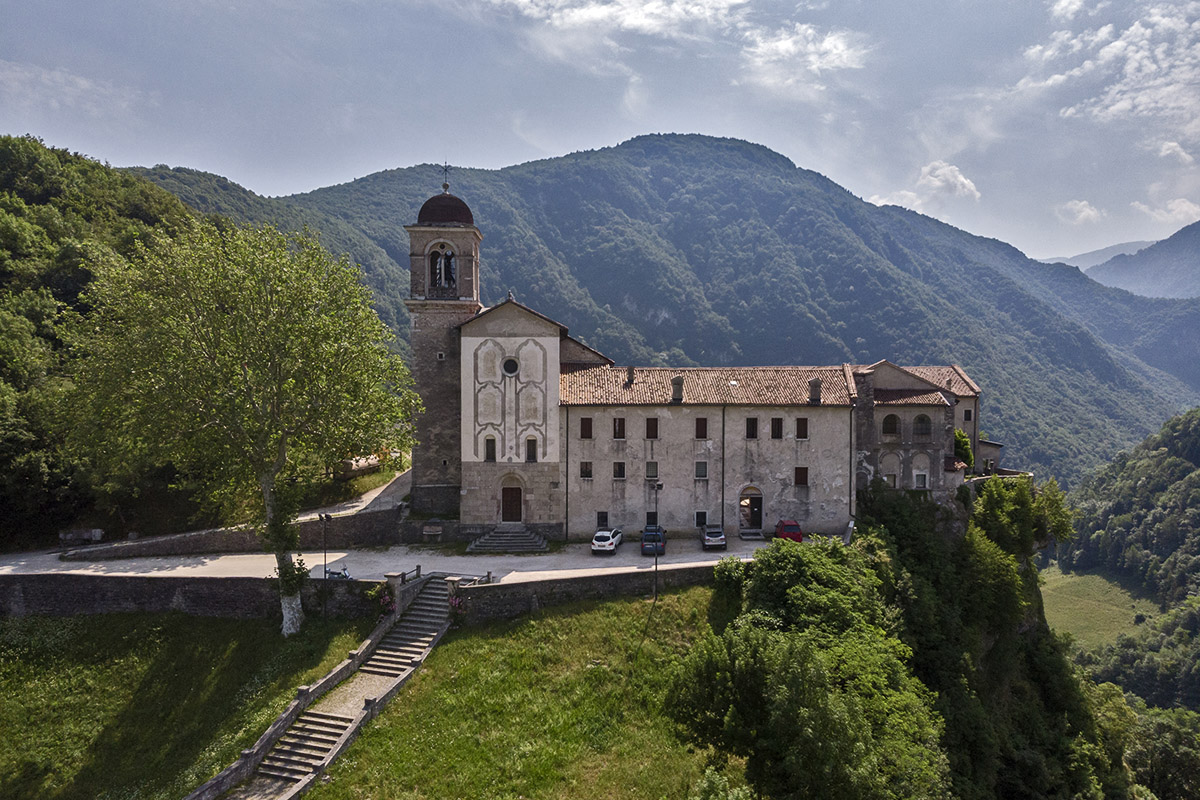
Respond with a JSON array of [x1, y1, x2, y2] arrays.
[[137, 134, 1200, 485], [1059, 407, 1200, 605], [1087, 220, 1200, 299]]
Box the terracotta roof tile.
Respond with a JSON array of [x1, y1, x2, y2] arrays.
[[903, 365, 980, 397], [873, 389, 951, 406], [561, 366, 854, 406]]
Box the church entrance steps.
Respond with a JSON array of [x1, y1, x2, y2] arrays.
[[466, 526, 548, 553]]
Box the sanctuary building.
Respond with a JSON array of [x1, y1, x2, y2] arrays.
[[404, 186, 986, 540]]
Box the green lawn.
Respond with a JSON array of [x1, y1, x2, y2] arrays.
[[0, 613, 373, 800], [307, 586, 742, 800], [1039, 564, 1160, 650]]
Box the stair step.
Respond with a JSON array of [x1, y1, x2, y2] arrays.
[[301, 710, 354, 724], [359, 664, 409, 677], [287, 726, 341, 744], [264, 750, 323, 769], [258, 764, 308, 782], [273, 740, 332, 758]]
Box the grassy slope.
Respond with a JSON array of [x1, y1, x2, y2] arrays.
[[1039, 564, 1159, 650], [308, 586, 739, 800], [0, 613, 373, 800]]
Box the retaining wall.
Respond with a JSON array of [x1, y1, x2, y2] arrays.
[[457, 562, 717, 625], [0, 574, 380, 619]]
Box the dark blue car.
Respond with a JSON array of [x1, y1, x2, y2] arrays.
[[640, 525, 665, 555]]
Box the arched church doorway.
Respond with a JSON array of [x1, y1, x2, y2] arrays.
[[739, 487, 763, 531]]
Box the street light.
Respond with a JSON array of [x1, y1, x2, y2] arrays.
[[321, 514, 331, 617], [654, 482, 663, 600]]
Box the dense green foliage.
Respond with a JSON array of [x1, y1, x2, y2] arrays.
[[0, 612, 372, 800], [0, 135, 193, 541], [1077, 597, 1200, 709], [853, 481, 1137, 799], [669, 477, 1136, 800], [306, 587, 741, 800], [1088, 219, 1200, 299], [670, 541, 951, 800], [955, 427, 975, 469], [140, 134, 1200, 485], [1059, 407, 1200, 605]]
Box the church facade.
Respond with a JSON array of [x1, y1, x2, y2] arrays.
[[404, 187, 984, 540]]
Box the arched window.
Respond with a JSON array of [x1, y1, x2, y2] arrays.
[[914, 414, 932, 439], [882, 414, 900, 436]]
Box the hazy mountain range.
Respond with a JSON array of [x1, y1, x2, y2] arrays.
[[1041, 241, 1155, 269], [128, 134, 1200, 486], [1085, 221, 1200, 299]]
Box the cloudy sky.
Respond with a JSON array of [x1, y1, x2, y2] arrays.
[[3, 0, 1198, 258]]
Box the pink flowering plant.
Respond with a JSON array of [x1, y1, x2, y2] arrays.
[[366, 582, 396, 621]]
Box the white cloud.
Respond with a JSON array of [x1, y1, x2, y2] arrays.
[[488, 0, 750, 40], [917, 160, 981, 201], [1020, 3, 1200, 146], [1131, 197, 1200, 223], [869, 161, 981, 212], [1055, 199, 1106, 223], [0, 59, 152, 120], [1050, 0, 1088, 21], [1159, 140, 1195, 163]]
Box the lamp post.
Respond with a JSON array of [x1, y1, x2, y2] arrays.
[[321, 514, 331, 617], [654, 482, 663, 600]]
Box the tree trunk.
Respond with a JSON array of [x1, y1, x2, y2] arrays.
[[263, 473, 305, 637]]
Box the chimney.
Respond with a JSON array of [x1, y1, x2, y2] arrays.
[[808, 377, 822, 404], [671, 375, 684, 403], [626, 365, 635, 385]]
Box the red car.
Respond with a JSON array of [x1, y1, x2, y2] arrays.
[[774, 520, 804, 542]]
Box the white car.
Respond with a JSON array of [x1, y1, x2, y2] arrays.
[[590, 528, 624, 554]]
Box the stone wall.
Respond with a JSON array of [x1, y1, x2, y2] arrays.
[[0, 573, 379, 619], [61, 508, 404, 561], [456, 562, 716, 625]]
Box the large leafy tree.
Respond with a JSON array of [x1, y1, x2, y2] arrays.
[[73, 220, 418, 635]]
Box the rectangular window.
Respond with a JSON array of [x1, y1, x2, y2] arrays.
[[646, 417, 658, 439], [695, 461, 708, 479], [646, 511, 658, 526], [695, 417, 708, 439], [964, 409, 973, 422], [580, 417, 593, 439], [646, 461, 658, 480], [597, 511, 608, 529], [885, 473, 897, 488], [794, 467, 809, 486], [795, 417, 809, 440], [613, 461, 626, 479], [484, 438, 496, 462], [526, 438, 538, 463], [695, 510, 707, 527], [915, 473, 928, 489], [746, 417, 758, 439], [613, 417, 626, 440], [771, 417, 783, 439], [580, 461, 593, 479]]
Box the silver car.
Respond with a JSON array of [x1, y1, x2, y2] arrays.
[[701, 523, 727, 550]]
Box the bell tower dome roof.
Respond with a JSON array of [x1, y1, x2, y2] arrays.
[[417, 183, 474, 227]]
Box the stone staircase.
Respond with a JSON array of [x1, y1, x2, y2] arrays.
[[466, 522, 548, 553], [248, 578, 452, 789], [359, 578, 450, 677], [257, 710, 354, 782]]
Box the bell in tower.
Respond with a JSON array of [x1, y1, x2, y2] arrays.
[[403, 182, 484, 515]]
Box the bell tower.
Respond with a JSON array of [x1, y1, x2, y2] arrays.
[[404, 184, 484, 515]]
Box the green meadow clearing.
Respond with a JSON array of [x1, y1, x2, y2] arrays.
[[1039, 564, 1160, 650]]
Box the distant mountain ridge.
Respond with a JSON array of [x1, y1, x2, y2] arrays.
[[132, 134, 1200, 485], [1041, 240, 1155, 269], [1086, 220, 1200, 299]]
